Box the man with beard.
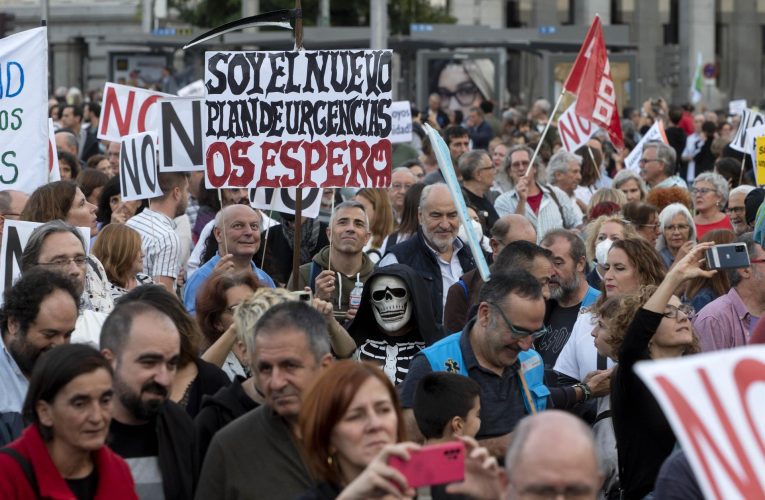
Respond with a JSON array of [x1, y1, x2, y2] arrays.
[[538, 229, 600, 378], [379, 183, 476, 326], [0, 269, 79, 445], [727, 185, 755, 235], [101, 301, 196, 499], [126, 172, 190, 291]]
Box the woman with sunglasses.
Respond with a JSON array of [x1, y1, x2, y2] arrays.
[[611, 243, 710, 499], [692, 172, 732, 239]]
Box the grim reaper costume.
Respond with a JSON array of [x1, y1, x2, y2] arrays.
[[348, 264, 446, 385]]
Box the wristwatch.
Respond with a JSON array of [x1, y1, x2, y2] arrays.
[[574, 383, 592, 402]]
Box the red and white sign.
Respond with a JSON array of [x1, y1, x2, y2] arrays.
[[635, 346, 765, 500], [98, 83, 171, 142], [557, 99, 599, 153]]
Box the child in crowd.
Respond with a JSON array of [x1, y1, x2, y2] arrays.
[[413, 372, 482, 443]]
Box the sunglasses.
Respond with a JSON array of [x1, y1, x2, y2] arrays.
[[487, 302, 548, 339]]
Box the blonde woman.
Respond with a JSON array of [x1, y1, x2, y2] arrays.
[[91, 224, 152, 299]]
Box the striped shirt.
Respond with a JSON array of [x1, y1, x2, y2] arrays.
[[126, 208, 182, 281], [494, 183, 581, 243]]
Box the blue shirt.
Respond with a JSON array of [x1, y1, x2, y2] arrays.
[[0, 341, 27, 414], [183, 254, 276, 313]]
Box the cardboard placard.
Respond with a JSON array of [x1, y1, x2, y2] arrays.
[[98, 82, 171, 142], [730, 108, 765, 153], [119, 131, 162, 201], [389, 100, 413, 144], [557, 99, 600, 153], [249, 187, 322, 218], [158, 97, 204, 172]]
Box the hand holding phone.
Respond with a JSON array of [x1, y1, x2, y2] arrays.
[[387, 441, 465, 488]]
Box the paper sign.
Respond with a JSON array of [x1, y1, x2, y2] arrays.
[[158, 97, 204, 172], [119, 131, 162, 201], [625, 120, 668, 173], [98, 82, 171, 142], [389, 100, 413, 144], [249, 187, 322, 218], [0, 27, 49, 193], [729, 99, 747, 116], [730, 108, 765, 153], [423, 123, 490, 282], [48, 118, 61, 182], [203, 50, 393, 189], [557, 99, 600, 153], [635, 346, 765, 500], [755, 136, 765, 186], [0, 220, 90, 304]]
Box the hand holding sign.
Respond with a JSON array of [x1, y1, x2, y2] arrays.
[[120, 132, 163, 202]]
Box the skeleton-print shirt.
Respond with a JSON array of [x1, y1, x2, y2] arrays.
[[353, 329, 425, 385]]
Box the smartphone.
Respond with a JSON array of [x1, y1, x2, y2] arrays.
[[705, 243, 750, 269], [290, 290, 313, 303], [387, 441, 465, 488]]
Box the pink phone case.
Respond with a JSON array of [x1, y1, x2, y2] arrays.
[[387, 441, 465, 488]]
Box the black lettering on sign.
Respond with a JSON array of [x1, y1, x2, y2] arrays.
[[162, 100, 202, 168], [279, 188, 320, 211], [121, 134, 158, 196], [3, 225, 22, 291]]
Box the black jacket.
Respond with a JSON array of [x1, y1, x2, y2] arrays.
[[386, 228, 476, 325], [157, 400, 199, 500], [184, 358, 231, 419]]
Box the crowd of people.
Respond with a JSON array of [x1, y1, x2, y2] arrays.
[[0, 86, 764, 500]]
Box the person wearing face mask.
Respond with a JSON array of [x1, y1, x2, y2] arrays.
[[584, 215, 639, 289], [347, 264, 444, 385]]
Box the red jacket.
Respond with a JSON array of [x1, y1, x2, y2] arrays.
[[0, 425, 137, 499]]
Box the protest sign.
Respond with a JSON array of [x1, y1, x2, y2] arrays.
[[0, 27, 49, 193], [557, 99, 599, 153], [158, 97, 204, 172], [0, 220, 90, 304], [730, 108, 765, 153], [389, 101, 413, 144], [624, 120, 668, 173], [755, 136, 765, 186], [423, 123, 490, 282], [204, 50, 393, 189], [119, 131, 163, 202], [98, 83, 171, 142], [249, 187, 322, 218], [48, 118, 61, 182], [635, 346, 765, 500], [729, 99, 747, 116]]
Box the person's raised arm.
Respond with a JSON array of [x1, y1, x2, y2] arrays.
[[645, 242, 716, 314]]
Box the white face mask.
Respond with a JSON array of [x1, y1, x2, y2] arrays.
[[596, 238, 614, 265], [370, 275, 412, 333], [458, 219, 483, 244]]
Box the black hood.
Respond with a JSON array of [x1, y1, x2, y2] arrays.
[[347, 263, 446, 346]]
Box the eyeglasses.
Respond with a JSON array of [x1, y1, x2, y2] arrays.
[[515, 484, 597, 500], [437, 82, 480, 106], [391, 183, 414, 191], [691, 187, 717, 196], [663, 303, 694, 319], [727, 206, 745, 214], [639, 223, 660, 230], [486, 302, 548, 339], [510, 160, 531, 169], [638, 158, 663, 166], [477, 165, 497, 172], [37, 256, 88, 268], [664, 224, 690, 233]]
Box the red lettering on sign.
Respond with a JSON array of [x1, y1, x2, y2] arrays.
[[137, 95, 161, 133], [229, 140, 254, 187], [101, 86, 135, 138], [368, 140, 392, 187], [733, 359, 765, 460], [347, 140, 370, 188], [206, 142, 230, 188], [279, 140, 303, 186], [325, 140, 348, 186], [301, 140, 326, 188], [257, 141, 281, 188]]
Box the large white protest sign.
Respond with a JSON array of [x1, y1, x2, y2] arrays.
[[635, 347, 765, 500], [746, 123, 765, 163], [204, 50, 393, 189], [158, 97, 204, 172], [0, 220, 90, 303], [729, 99, 747, 116], [48, 118, 61, 182], [389, 101, 413, 144], [730, 108, 765, 153], [557, 99, 600, 153], [249, 187, 322, 218], [625, 121, 668, 173], [0, 27, 48, 193], [120, 131, 163, 202], [98, 83, 171, 142]]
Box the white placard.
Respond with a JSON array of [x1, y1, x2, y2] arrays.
[[389, 100, 413, 144], [98, 82, 171, 142], [48, 118, 61, 182], [158, 97, 204, 172], [119, 131, 162, 201], [730, 108, 765, 153], [249, 187, 322, 218], [557, 99, 600, 153], [625, 120, 668, 173], [729, 99, 747, 117]]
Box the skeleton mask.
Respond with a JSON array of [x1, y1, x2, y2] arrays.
[[370, 275, 412, 333]]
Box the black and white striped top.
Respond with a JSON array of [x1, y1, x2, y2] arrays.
[[126, 208, 181, 280]]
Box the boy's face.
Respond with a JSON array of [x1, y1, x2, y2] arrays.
[[460, 397, 481, 438]]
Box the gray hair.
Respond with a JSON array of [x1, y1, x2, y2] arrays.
[[419, 183, 453, 213], [329, 200, 369, 228], [643, 141, 677, 176], [656, 203, 696, 252], [391, 166, 416, 180], [730, 185, 756, 200], [728, 232, 759, 287], [21, 220, 86, 273], [252, 301, 330, 362], [458, 149, 490, 181], [503, 144, 546, 185], [54, 129, 78, 153], [693, 172, 730, 206], [533, 98, 551, 115], [546, 151, 582, 185], [613, 169, 648, 198]]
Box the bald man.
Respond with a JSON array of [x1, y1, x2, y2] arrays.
[[443, 214, 537, 332], [505, 411, 603, 499]]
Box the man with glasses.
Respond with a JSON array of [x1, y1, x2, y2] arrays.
[[639, 141, 688, 189], [459, 149, 499, 233], [388, 167, 417, 223], [727, 185, 756, 235], [400, 270, 549, 458], [20, 220, 107, 346], [0, 189, 28, 240], [693, 232, 765, 351]]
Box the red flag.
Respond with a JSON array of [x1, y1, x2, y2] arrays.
[[565, 17, 624, 150]]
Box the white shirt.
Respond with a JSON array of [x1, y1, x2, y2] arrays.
[[71, 310, 108, 348], [494, 184, 580, 244], [553, 310, 615, 382], [126, 208, 181, 280]]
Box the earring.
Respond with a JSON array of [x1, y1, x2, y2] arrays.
[[327, 455, 333, 466]]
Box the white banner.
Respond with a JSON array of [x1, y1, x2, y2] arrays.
[[48, 118, 61, 182], [730, 108, 765, 153], [625, 120, 668, 173], [635, 347, 765, 500], [389, 100, 413, 144], [158, 97, 204, 172], [98, 82, 171, 142], [0, 27, 48, 193], [729, 99, 747, 117], [0, 220, 90, 304], [249, 187, 322, 218], [203, 50, 393, 189], [557, 99, 600, 153], [119, 131, 162, 201]]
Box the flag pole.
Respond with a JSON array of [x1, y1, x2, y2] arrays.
[[289, 0, 303, 291], [525, 89, 566, 177]]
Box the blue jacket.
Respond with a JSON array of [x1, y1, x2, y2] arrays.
[[422, 332, 549, 414]]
